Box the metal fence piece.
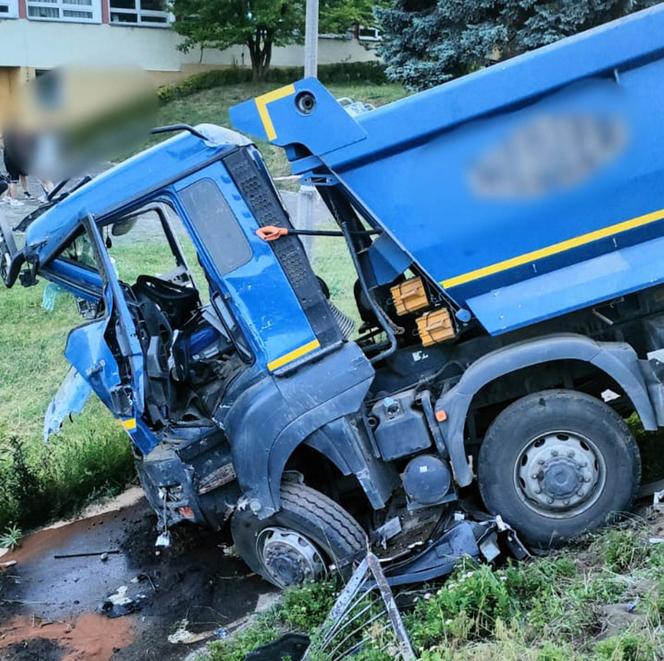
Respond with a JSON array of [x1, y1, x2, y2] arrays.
[[304, 552, 416, 660]]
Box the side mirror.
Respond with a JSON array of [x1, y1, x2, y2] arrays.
[[0, 216, 24, 288], [111, 216, 138, 236]]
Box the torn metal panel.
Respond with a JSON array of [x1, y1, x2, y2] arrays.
[[305, 551, 416, 661], [44, 367, 93, 441]]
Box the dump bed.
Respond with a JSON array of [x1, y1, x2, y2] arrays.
[[231, 5, 664, 335]]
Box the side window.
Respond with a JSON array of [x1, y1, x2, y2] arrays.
[[108, 208, 183, 284], [60, 233, 99, 270], [106, 203, 209, 303], [178, 179, 252, 276]]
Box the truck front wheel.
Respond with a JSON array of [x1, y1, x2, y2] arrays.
[[231, 482, 367, 589], [478, 390, 640, 549]]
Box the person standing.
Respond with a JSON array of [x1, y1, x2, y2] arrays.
[[1, 129, 31, 207]]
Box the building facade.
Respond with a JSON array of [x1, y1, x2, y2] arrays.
[[0, 0, 379, 106]]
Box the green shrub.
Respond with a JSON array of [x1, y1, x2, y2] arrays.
[[595, 631, 656, 661], [157, 62, 388, 104], [0, 524, 23, 550], [207, 622, 281, 661], [0, 410, 134, 531], [278, 579, 339, 631], [597, 528, 649, 573], [407, 561, 517, 649]]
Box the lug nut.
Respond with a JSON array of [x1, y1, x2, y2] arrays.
[[547, 497, 554, 504], [532, 473, 539, 480], [568, 450, 575, 458], [551, 450, 559, 457], [584, 476, 591, 482], [563, 499, 570, 505], [534, 488, 542, 494], [538, 459, 545, 465], [577, 489, 584, 497]]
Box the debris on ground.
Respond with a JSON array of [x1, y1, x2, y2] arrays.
[[53, 549, 120, 560], [0, 497, 276, 659], [167, 619, 228, 645], [155, 531, 171, 548], [304, 551, 415, 660], [245, 633, 311, 660], [99, 585, 148, 618]]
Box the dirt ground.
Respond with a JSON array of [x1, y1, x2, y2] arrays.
[[0, 495, 277, 661]]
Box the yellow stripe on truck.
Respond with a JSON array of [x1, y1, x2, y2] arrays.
[[121, 418, 137, 431], [267, 339, 320, 372], [442, 206, 664, 289], [255, 84, 296, 141]]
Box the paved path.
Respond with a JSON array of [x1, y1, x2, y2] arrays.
[[0, 495, 277, 661]]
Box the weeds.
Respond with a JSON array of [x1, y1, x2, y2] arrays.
[[207, 581, 338, 661], [596, 528, 650, 573], [0, 260, 136, 531], [595, 630, 658, 660], [0, 523, 22, 550]]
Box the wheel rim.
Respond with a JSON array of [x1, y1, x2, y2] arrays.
[[256, 527, 328, 588], [513, 430, 606, 519]]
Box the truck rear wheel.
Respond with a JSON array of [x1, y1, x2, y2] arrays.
[[231, 482, 367, 588], [478, 390, 640, 549]]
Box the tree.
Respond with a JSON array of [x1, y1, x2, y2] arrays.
[[320, 0, 384, 34], [376, 0, 661, 91], [171, 0, 305, 81], [171, 0, 380, 81]]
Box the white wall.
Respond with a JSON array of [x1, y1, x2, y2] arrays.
[[0, 18, 379, 73]]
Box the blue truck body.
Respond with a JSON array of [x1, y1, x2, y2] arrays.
[[232, 5, 664, 335], [2, 6, 664, 587]]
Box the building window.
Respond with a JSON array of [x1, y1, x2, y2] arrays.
[[110, 0, 170, 26], [0, 0, 18, 18], [27, 0, 101, 22]]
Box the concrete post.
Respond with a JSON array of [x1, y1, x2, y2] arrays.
[[298, 0, 319, 259]]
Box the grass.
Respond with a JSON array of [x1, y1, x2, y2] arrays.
[[0, 80, 405, 533], [206, 518, 664, 661], [0, 277, 135, 532]]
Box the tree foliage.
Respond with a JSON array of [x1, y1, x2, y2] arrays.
[[171, 0, 305, 80], [171, 0, 379, 81], [320, 0, 384, 33], [376, 0, 661, 91]]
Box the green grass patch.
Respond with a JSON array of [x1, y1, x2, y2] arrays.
[[0, 277, 135, 532]]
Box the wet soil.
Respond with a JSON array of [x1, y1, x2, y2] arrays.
[[0, 497, 276, 660]]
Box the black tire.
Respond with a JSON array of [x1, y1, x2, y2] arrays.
[[478, 390, 640, 549], [231, 482, 367, 588]]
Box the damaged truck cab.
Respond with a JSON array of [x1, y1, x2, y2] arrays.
[[4, 6, 664, 588]]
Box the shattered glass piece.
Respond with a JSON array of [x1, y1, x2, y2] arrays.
[[43, 367, 93, 441], [155, 532, 171, 548], [42, 282, 64, 312]]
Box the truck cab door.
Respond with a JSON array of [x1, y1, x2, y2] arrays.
[[64, 215, 145, 429]]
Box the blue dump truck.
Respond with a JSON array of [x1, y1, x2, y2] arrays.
[[3, 5, 664, 588]]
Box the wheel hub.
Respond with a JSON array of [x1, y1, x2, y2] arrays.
[[256, 527, 327, 588], [515, 431, 604, 518]]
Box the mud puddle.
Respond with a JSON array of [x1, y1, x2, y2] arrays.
[[0, 497, 276, 660]]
